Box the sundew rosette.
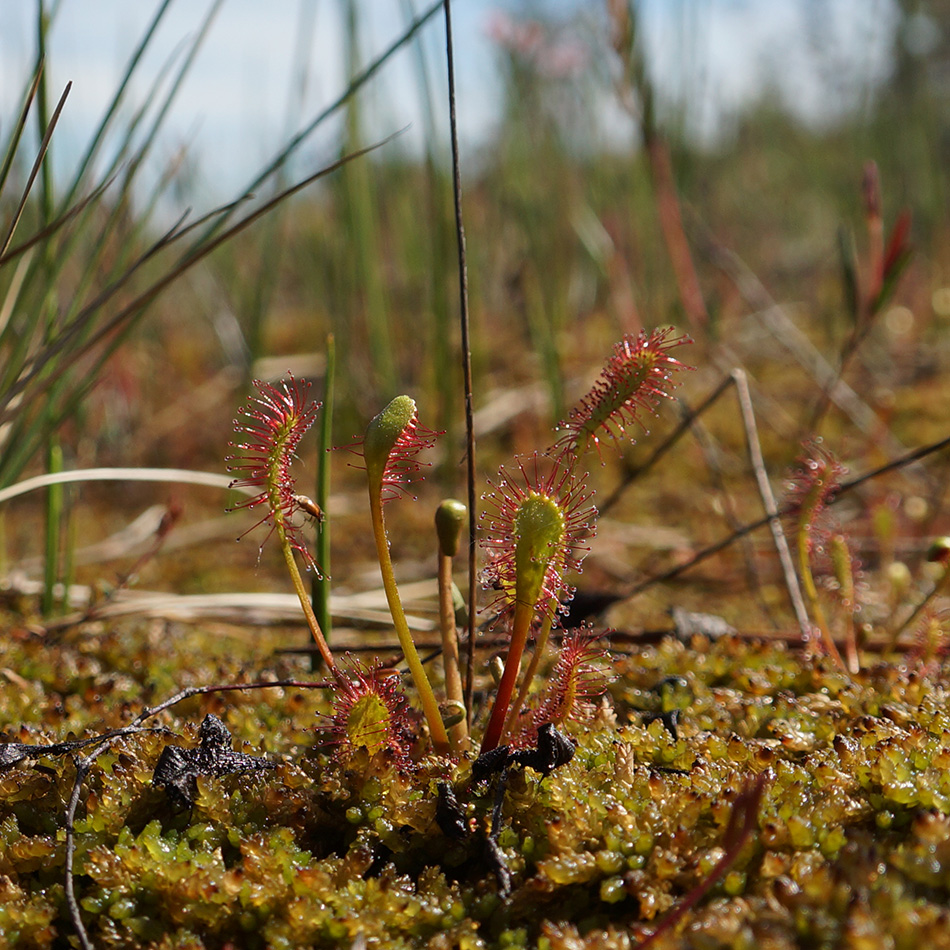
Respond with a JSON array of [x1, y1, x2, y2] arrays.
[[325, 657, 416, 768]]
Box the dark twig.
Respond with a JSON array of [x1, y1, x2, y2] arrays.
[[486, 763, 513, 895], [63, 722, 159, 950], [684, 400, 775, 627], [443, 0, 478, 733], [64, 747, 105, 950], [838, 432, 950, 495], [0, 730, 139, 772], [599, 374, 733, 518], [283, 627, 925, 655]]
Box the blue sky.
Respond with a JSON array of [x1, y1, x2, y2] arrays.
[[0, 1, 899, 202]]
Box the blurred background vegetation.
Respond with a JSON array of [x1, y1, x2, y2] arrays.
[[1, 0, 949, 637], [4, 7, 950, 946]]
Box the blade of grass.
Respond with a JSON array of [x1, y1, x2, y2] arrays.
[[41, 445, 63, 615], [311, 333, 336, 668], [0, 59, 44, 221], [0, 2, 192, 490], [401, 0, 458, 467], [0, 174, 115, 268], [0, 3, 219, 487], [196, 0, 445, 246], [25, 0, 225, 381], [524, 264, 565, 422], [36, 0, 64, 616], [55, 0, 176, 212], [0, 80, 70, 258], [0, 137, 396, 454], [340, 0, 395, 396], [0, 467, 248, 505], [237, 0, 318, 378]]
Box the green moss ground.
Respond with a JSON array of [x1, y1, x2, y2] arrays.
[[3, 622, 950, 949]]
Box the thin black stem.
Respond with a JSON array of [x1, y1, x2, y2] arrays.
[[486, 764, 513, 895], [64, 753, 95, 950], [443, 0, 478, 730]]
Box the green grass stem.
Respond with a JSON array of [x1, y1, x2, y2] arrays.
[[0, 140, 391, 489], [311, 334, 336, 666], [36, 0, 64, 616]]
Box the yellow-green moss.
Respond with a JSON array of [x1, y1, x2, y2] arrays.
[[4, 628, 950, 947]]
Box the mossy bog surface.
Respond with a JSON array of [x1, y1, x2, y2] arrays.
[[3, 627, 950, 949]]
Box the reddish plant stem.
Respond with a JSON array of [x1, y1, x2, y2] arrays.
[[438, 548, 468, 749], [480, 600, 534, 753]]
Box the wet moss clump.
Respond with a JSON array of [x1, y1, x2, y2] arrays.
[[4, 625, 950, 948]]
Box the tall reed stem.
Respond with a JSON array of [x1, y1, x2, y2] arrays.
[[311, 334, 336, 669]]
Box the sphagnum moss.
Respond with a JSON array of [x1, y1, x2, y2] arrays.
[[6, 628, 950, 948]]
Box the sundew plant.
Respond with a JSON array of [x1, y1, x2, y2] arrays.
[[227, 328, 693, 761], [9, 3, 950, 947]]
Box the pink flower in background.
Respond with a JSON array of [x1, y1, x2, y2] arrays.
[[485, 9, 589, 79]]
